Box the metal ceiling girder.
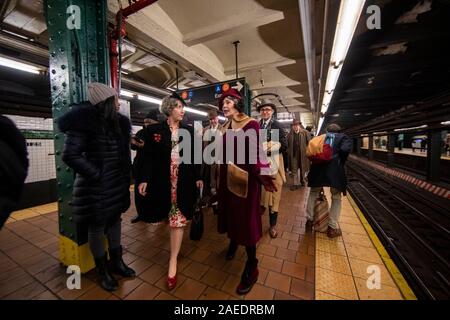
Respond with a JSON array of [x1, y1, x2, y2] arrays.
[[109, 0, 159, 91], [345, 92, 450, 136], [323, 0, 441, 131]]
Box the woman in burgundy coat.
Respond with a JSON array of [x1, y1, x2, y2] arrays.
[[217, 88, 276, 295]]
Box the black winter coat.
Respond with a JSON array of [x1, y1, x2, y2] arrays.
[[0, 115, 28, 229], [307, 133, 353, 193], [139, 122, 201, 223], [131, 127, 146, 180], [58, 103, 132, 225]]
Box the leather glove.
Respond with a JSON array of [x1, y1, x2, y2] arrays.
[[257, 174, 277, 192]]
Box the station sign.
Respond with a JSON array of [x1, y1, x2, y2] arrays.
[[176, 78, 251, 115]]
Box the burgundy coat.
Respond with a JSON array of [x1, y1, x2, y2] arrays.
[[217, 115, 267, 246]]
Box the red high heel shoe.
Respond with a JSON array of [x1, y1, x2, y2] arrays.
[[167, 275, 177, 290]]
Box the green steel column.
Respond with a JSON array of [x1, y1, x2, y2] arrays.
[[356, 137, 362, 155], [426, 129, 441, 182], [387, 133, 396, 167], [368, 135, 374, 160], [44, 0, 110, 272]]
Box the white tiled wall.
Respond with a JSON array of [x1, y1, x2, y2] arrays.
[[5, 114, 53, 131], [25, 139, 56, 183], [4, 115, 56, 183], [5, 115, 138, 182]]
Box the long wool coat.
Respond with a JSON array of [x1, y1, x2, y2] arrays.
[[307, 133, 353, 193], [287, 128, 311, 174], [58, 102, 132, 225], [259, 117, 287, 212], [138, 122, 201, 223], [0, 115, 28, 229], [217, 114, 268, 246]]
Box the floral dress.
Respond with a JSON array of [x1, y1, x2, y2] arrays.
[[168, 129, 188, 228]]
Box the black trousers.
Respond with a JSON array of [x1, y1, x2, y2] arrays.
[[88, 216, 122, 259]]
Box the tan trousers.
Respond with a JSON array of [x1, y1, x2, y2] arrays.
[[306, 187, 342, 229], [261, 171, 284, 212]]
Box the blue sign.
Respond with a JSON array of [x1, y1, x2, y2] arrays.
[[188, 91, 194, 98], [215, 85, 221, 93]]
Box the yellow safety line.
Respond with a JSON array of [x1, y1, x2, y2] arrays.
[[347, 193, 417, 300]]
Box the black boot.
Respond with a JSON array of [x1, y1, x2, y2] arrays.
[[212, 202, 218, 215], [225, 241, 238, 260], [109, 246, 136, 278], [269, 212, 278, 238], [236, 259, 259, 295], [94, 254, 118, 292]]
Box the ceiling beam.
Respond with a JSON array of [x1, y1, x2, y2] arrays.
[[341, 80, 447, 95], [0, 31, 48, 59], [348, 59, 444, 79], [331, 100, 415, 109], [251, 80, 302, 91], [110, 2, 226, 83], [182, 11, 284, 47], [224, 57, 297, 76], [283, 94, 304, 99], [336, 88, 436, 104]]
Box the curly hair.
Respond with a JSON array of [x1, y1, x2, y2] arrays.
[[160, 96, 182, 116]]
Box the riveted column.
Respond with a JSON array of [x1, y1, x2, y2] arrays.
[[44, 0, 109, 273], [426, 129, 441, 182], [368, 135, 374, 160], [387, 133, 396, 167], [356, 137, 362, 155]]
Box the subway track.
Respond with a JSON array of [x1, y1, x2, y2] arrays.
[[347, 159, 450, 300]]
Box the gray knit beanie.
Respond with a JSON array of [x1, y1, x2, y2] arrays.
[[87, 82, 117, 106]]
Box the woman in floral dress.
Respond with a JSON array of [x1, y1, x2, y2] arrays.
[[138, 92, 202, 290]]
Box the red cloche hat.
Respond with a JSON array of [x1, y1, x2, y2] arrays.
[[218, 88, 242, 109]]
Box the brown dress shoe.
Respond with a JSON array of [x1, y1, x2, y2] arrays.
[[327, 226, 342, 238], [269, 226, 278, 238]]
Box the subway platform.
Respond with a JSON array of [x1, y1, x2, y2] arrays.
[[0, 177, 411, 300]]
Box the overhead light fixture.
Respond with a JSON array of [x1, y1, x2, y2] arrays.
[[278, 119, 294, 123], [2, 29, 30, 40], [0, 56, 42, 74], [394, 125, 427, 132], [120, 90, 135, 98], [133, 91, 212, 117], [317, 117, 324, 136], [331, 1, 366, 65], [184, 107, 207, 117], [137, 94, 162, 105], [317, 0, 365, 134], [441, 121, 450, 126]]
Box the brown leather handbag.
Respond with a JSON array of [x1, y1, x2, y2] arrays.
[[227, 162, 248, 198], [313, 188, 330, 232]]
